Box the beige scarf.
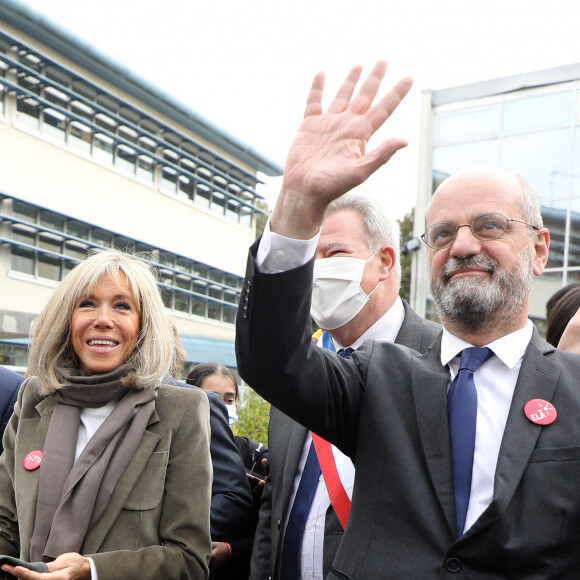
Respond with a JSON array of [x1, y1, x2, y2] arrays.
[[29, 363, 158, 562]]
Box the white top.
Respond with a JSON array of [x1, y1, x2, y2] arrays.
[[75, 401, 115, 580]]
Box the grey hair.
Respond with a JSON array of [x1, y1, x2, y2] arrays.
[[325, 193, 402, 282], [28, 249, 175, 394], [516, 175, 543, 229]]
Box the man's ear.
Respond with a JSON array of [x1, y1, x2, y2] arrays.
[[378, 245, 397, 280], [532, 228, 550, 276]]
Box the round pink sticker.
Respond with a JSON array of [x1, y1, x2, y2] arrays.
[[524, 399, 557, 426], [23, 450, 43, 471]]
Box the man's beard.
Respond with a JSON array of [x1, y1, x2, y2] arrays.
[[430, 248, 534, 332]]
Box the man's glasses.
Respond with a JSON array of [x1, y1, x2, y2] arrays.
[[421, 213, 540, 250]]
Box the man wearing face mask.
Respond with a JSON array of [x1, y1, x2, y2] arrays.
[[249, 193, 440, 580]]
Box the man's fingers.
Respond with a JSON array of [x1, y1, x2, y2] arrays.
[[304, 71, 325, 118], [349, 60, 388, 115], [351, 138, 409, 185], [366, 76, 413, 133], [327, 64, 363, 114]]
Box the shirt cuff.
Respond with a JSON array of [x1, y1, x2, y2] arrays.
[[88, 557, 97, 580], [256, 218, 320, 273]]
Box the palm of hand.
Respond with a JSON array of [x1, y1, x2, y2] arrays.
[[281, 61, 413, 209]]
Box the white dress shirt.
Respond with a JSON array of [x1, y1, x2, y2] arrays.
[[440, 323, 533, 532]]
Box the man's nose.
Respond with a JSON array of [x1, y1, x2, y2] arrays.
[[449, 224, 482, 258]]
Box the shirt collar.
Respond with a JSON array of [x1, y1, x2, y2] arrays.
[[440, 319, 534, 369], [333, 297, 406, 350]]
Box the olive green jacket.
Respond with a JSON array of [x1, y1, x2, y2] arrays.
[[0, 378, 212, 580]]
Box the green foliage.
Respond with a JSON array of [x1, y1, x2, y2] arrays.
[[233, 386, 271, 446], [398, 209, 414, 303]]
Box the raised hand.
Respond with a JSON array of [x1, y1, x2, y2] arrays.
[[271, 61, 412, 239]]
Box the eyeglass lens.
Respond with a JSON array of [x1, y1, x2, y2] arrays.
[[425, 214, 508, 249]]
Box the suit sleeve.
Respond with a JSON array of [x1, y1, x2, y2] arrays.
[[236, 240, 369, 457], [205, 391, 255, 540], [0, 368, 24, 455], [0, 380, 24, 557], [248, 471, 273, 580], [169, 380, 254, 541]]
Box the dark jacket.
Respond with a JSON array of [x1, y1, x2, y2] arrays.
[[0, 366, 24, 455], [250, 301, 440, 580], [165, 376, 254, 541]]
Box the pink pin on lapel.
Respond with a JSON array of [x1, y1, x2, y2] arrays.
[[23, 450, 43, 471], [524, 399, 557, 426]]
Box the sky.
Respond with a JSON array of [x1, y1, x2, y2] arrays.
[[14, 0, 580, 220]]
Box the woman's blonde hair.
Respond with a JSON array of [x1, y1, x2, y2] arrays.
[[28, 249, 176, 393]]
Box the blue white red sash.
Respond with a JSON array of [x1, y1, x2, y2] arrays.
[[311, 330, 353, 528]]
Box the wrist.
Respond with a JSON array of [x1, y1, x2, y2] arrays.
[[271, 187, 327, 240], [224, 542, 233, 562]]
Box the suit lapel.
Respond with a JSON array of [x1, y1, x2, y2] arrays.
[[82, 411, 161, 553], [17, 396, 56, 553], [411, 337, 457, 535], [273, 410, 309, 517], [395, 302, 425, 350], [468, 334, 560, 535]]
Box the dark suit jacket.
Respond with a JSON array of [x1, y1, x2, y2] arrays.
[[166, 376, 254, 541], [0, 366, 23, 455], [237, 244, 580, 579], [0, 378, 212, 580], [250, 302, 440, 580]]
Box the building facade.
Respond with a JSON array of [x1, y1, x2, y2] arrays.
[[412, 64, 580, 327], [0, 0, 282, 373]]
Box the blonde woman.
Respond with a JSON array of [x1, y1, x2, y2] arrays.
[[0, 250, 212, 580]]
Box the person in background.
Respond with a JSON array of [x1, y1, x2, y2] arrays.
[[0, 366, 23, 455], [249, 192, 440, 580], [167, 329, 256, 545], [187, 363, 268, 580], [545, 282, 580, 321], [546, 285, 580, 347], [0, 250, 212, 579]]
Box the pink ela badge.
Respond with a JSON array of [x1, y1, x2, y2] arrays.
[[23, 450, 43, 471], [524, 399, 557, 426]]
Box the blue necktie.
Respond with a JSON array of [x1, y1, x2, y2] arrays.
[[447, 346, 492, 537], [280, 442, 321, 580]]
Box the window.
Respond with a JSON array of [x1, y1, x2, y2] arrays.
[[116, 144, 137, 174], [43, 108, 67, 141], [137, 155, 154, 182], [503, 91, 574, 133], [93, 133, 114, 164], [436, 107, 497, 142], [2, 36, 265, 231], [161, 166, 178, 193], [69, 120, 92, 153], [2, 197, 244, 324], [11, 246, 34, 275], [38, 253, 61, 281], [15, 97, 40, 129]]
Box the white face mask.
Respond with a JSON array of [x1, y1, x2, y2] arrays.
[[226, 404, 238, 426], [310, 252, 382, 330]]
